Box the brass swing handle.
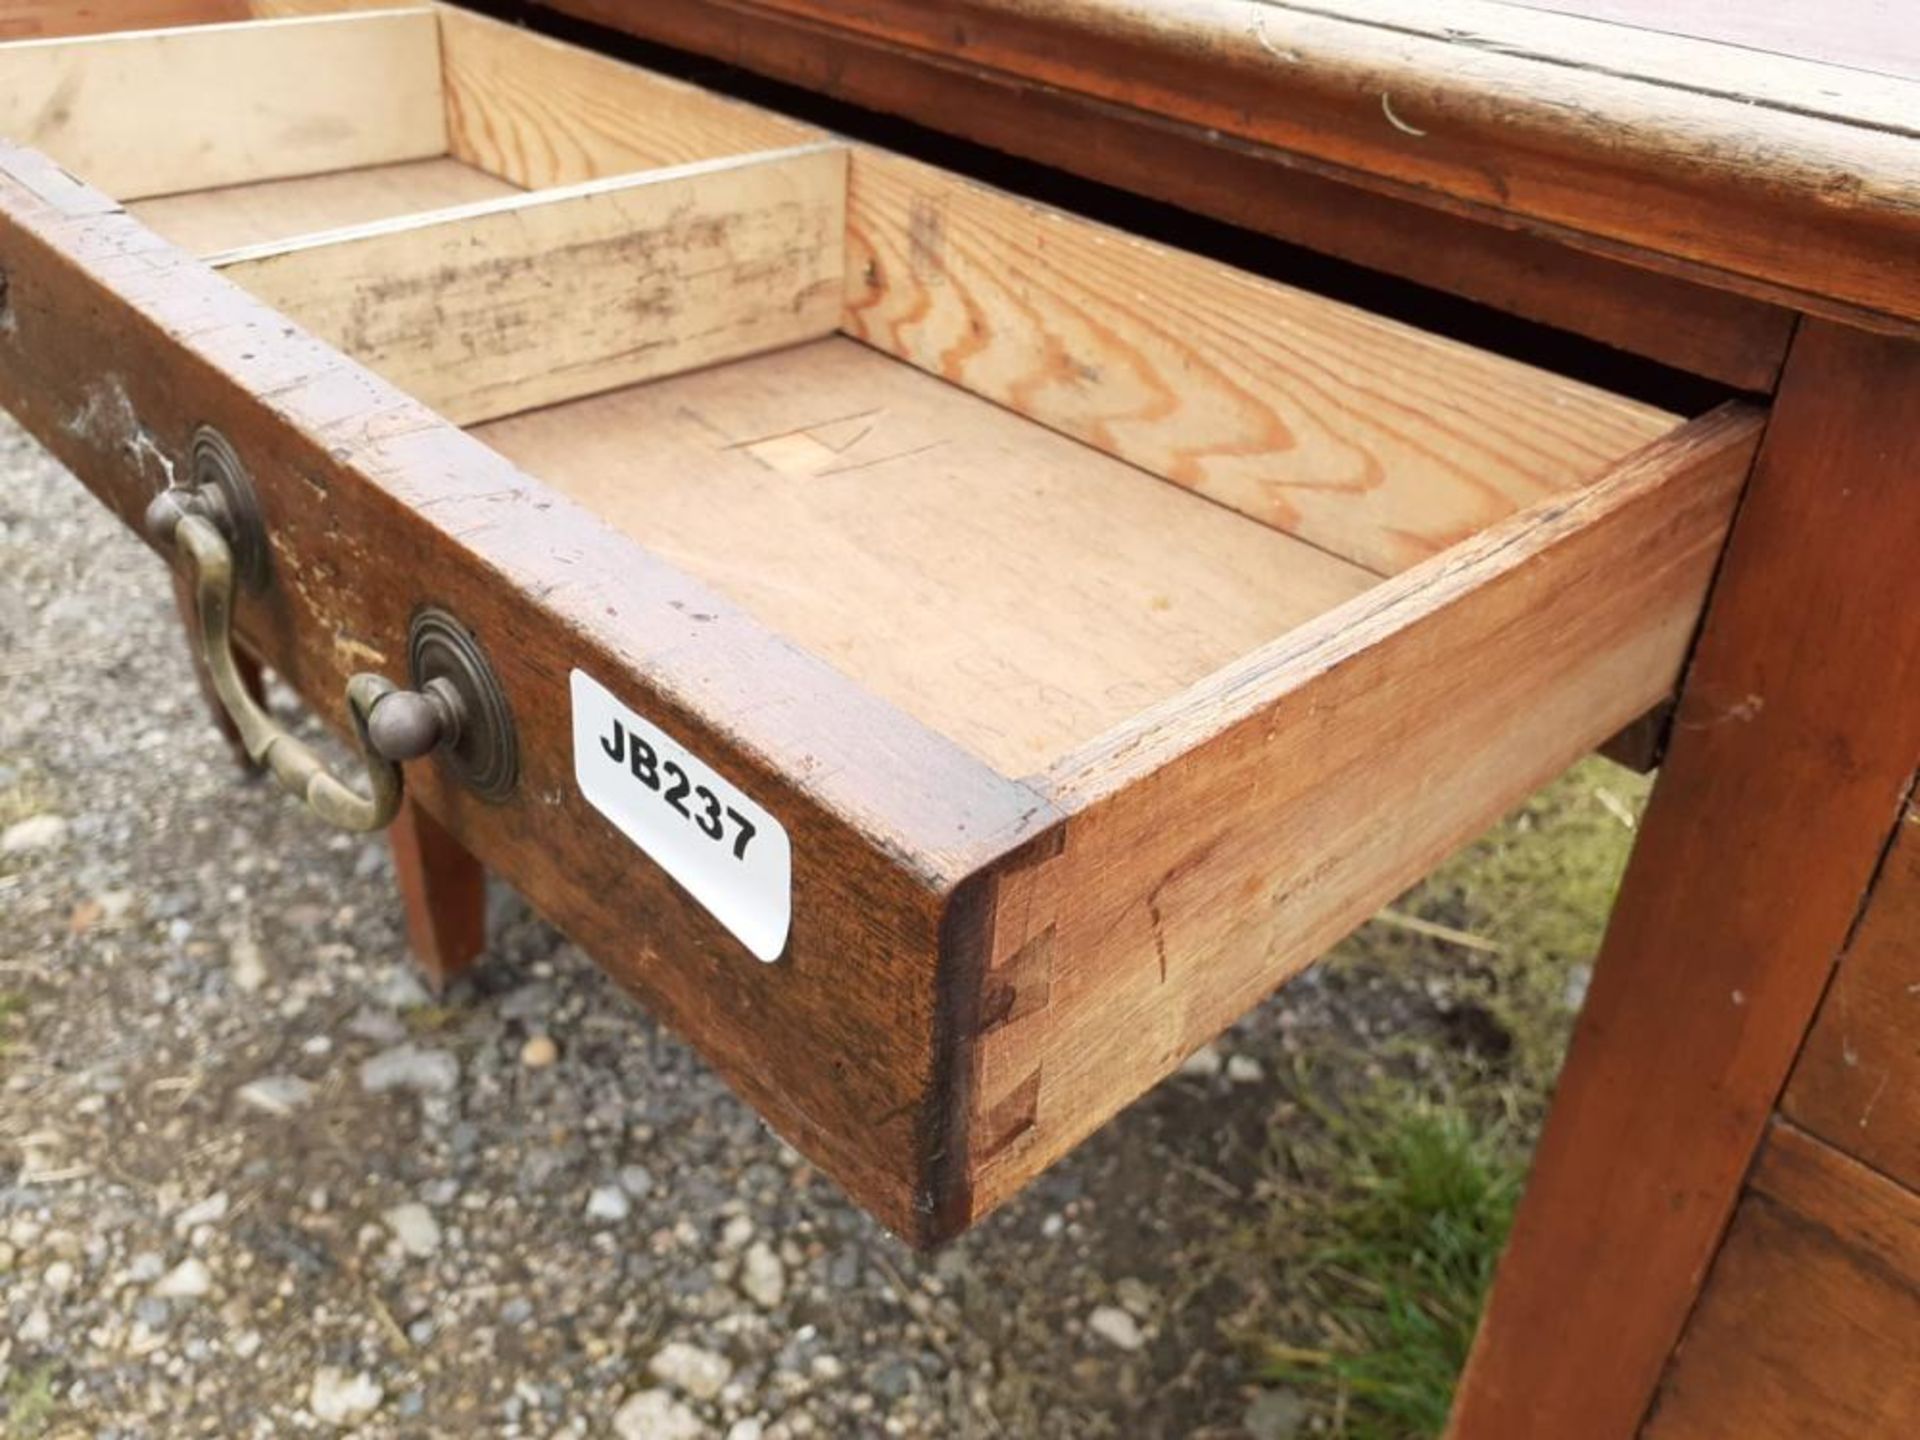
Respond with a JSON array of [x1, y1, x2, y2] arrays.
[[145, 487, 460, 834]]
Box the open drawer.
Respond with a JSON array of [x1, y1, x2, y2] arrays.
[[0, 6, 1762, 1243]]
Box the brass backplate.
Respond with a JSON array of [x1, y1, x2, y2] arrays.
[[189, 425, 269, 591], [407, 607, 517, 801]]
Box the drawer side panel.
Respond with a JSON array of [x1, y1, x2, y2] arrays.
[[961, 407, 1759, 1226], [0, 10, 447, 200], [1642, 1123, 1920, 1439], [440, 5, 821, 186], [844, 147, 1676, 577], [1784, 795, 1920, 1192]]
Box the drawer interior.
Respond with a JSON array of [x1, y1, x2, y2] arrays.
[[0, 5, 1684, 782], [472, 338, 1379, 775]]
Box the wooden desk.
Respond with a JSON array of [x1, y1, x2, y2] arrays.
[[0, 0, 1908, 1427], [511, 1, 1920, 1433]]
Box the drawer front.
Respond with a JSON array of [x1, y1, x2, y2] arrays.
[[1648, 793, 1920, 1438], [1784, 793, 1920, 1191], [1644, 1122, 1920, 1440], [0, 7, 1761, 1243]]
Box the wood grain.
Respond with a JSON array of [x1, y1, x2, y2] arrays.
[[0, 0, 411, 32], [537, 0, 1797, 391], [1784, 795, 1920, 1193], [1749, 1119, 1920, 1288], [1642, 1121, 1920, 1439], [217, 144, 848, 426], [440, 4, 819, 188], [0, 141, 1055, 1242], [548, 0, 1920, 326], [1450, 321, 1920, 1440], [956, 405, 1754, 1224], [846, 148, 1674, 575], [1496, 0, 1920, 84], [0, 1, 248, 36], [130, 158, 520, 257], [249, 0, 399, 14], [0, 9, 446, 200], [1312, 0, 1918, 131], [477, 336, 1376, 777]]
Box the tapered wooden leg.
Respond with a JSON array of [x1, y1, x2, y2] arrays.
[[1449, 321, 1920, 1437], [389, 796, 488, 990], [172, 568, 266, 770]]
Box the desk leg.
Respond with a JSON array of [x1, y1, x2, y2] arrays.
[[389, 796, 488, 991], [1448, 319, 1920, 1438]]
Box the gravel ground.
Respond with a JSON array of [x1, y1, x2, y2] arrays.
[[0, 415, 1417, 1438]]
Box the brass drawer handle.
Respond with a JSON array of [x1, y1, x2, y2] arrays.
[[142, 428, 517, 833], [148, 489, 409, 832]]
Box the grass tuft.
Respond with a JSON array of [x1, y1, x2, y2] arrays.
[[0, 988, 27, 1060], [1258, 1097, 1520, 1439], [2, 1364, 59, 1438], [1412, 760, 1648, 1108], [1237, 761, 1646, 1437]]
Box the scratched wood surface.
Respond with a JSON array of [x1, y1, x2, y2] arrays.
[[550, 0, 1920, 328], [0, 5, 1763, 1248], [217, 144, 849, 427], [0, 8, 445, 199], [1783, 795, 1920, 1194], [1497, 0, 1920, 82], [1641, 1121, 1920, 1439]]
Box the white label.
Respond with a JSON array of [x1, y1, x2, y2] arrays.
[[570, 669, 791, 962]]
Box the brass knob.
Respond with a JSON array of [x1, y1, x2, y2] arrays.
[[366, 679, 465, 762]]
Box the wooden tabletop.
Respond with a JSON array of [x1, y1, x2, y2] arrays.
[[554, 0, 1919, 329], [1501, 0, 1920, 82]]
